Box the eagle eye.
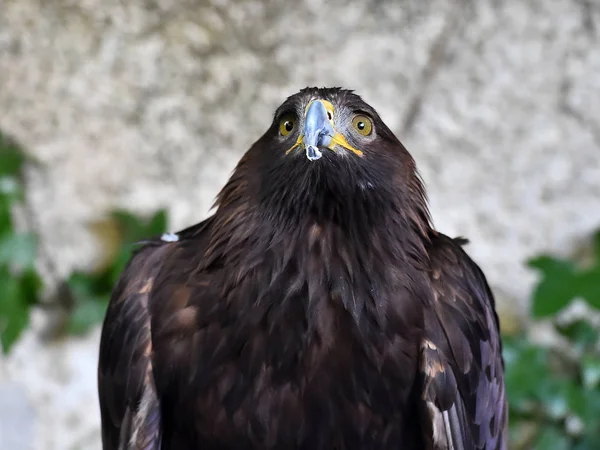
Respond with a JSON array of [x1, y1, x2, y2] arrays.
[[279, 114, 297, 136], [352, 115, 373, 136]]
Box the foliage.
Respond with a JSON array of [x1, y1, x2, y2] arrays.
[[528, 231, 600, 318], [505, 234, 600, 449], [0, 133, 43, 354], [0, 130, 167, 353], [64, 209, 167, 335]]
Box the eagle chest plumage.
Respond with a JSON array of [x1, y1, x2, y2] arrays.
[[98, 87, 508, 450], [176, 216, 430, 448], [146, 191, 436, 449]]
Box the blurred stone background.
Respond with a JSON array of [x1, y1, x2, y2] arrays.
[[0, 0, 599, 448]]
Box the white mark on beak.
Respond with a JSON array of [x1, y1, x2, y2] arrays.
[[306, 145, 323, 161]]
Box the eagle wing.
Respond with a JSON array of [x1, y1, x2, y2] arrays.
[[97, 218, 212, 450], [97, 239, 171, 450], [419, 234, 508, 450]]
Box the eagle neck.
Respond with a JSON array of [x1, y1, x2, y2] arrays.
[[208, 161, 433, 287]]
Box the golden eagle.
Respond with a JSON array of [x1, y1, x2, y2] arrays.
[[98, 87, 508, 450]]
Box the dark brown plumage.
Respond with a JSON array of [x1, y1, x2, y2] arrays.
[[98, 87, 508, 450]]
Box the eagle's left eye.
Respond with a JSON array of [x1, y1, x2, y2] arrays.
[[352, 115, 373, 136], [279, 114, 297, 136]]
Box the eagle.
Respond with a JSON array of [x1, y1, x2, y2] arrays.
[[98, 87, 508, 450]]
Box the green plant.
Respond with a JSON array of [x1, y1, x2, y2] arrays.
[[0, 133, 42, 354], [528, 231, 600, 317], [0, 130, 168, 352], [64, 209, 167, 335], [505, 232, 600, 449]]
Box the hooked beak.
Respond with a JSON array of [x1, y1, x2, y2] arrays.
[[285, 99, 363, 161], [303, 100, 334, 161]]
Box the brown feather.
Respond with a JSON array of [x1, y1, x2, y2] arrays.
[[98, 87, 507, 450]]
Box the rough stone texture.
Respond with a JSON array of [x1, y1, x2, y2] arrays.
[[0, 0, 599, 448]]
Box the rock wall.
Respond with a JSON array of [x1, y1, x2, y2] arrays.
[[0, 0, 599, 448]]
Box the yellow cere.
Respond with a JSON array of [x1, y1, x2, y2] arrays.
[[306, 99, 335, 120], [284, 99, 364, 157]]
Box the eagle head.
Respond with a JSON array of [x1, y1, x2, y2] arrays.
[[215, 87, 430, 235]]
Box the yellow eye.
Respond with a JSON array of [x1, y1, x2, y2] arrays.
[[352, 115, 373, 136], [279, 114, 296, 136]]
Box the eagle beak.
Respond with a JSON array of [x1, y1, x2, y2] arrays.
[[285, 99, 364, 160], [301, 100, 334, 161]]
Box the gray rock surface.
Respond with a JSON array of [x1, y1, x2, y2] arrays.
[[0, 0, 599, 448], [0, 382, 35, 450]]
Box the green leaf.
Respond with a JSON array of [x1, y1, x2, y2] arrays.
[[532, 426, 571, 450], [577, 387, 600, 432], [0, 195, 13, 236], [0, 233, 38, 270], [578, 267, 600, 310], [576, 434, 600, 450], [107, 248, 133, 286], [565, 382, 588, 421], [537, 377, 573, 419], [111, 209, 168, 243], [0, 268, 29, 354], [147, 210, 167, 237], [19, 269, 43, 307], [528, 255, 578, 274], [0, 135, 26, 177], [67, 294, 109, 335], [65, 272, 110, 335], [528, 255, 579, 318], [503, 337, 551, 409], [105, 209, 168, 285], [66, 270, 104, 298], [582, 356, 600, 389], [556, 320, 599, 353], [111, 210, 146, 242]]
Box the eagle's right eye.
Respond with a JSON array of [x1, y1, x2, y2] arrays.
[[279, 114, 296, 136]]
